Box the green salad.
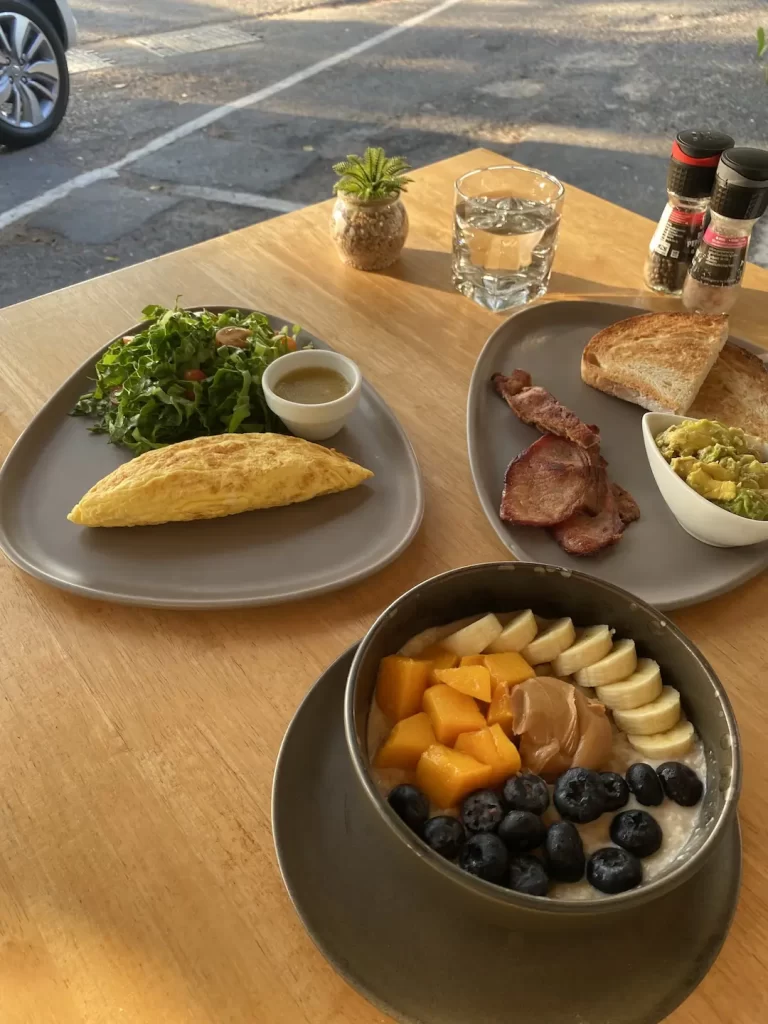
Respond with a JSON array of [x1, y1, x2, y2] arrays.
[[72, 305, 300, 454]]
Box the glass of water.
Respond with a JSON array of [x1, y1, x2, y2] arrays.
[[452, 164, 565, 312]]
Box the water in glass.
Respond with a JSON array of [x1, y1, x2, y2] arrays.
[[453, 192, 561, 312]]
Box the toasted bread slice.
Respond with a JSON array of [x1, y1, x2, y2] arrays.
[[581, 312, 728, 415], [689, 342, 768, 441]]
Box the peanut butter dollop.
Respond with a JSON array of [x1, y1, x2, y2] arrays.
[[511, 677, 613, 780]]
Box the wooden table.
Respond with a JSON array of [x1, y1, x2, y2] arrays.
[[0, 148, 766, 1024]]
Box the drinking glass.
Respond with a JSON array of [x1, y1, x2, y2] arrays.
[[452, 164, 565, 312]]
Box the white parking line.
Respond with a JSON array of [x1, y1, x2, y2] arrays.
[[171, 185, 303, 213], [0, 0, 463, 233]]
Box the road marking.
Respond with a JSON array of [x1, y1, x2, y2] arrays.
[[67, 49, 115, 74], [127, 23, 260, 59], [171, 185, 303, 213], [0, 0, 463, 233]]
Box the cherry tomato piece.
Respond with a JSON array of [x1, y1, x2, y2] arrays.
[[184, 369, 207, 382]]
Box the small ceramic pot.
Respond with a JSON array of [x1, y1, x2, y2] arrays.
[[262, 349, 362, 442], [330, 193, 408, 271]]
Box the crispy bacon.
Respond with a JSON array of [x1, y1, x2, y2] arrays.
[[492, 373, 600, 451], [492, 369, 640, 554]]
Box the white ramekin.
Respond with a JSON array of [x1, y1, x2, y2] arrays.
[[643, 412, 768, 548], [262, 349, 362, 442]]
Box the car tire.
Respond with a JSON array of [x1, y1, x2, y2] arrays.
[[0, 0, 70, 149]]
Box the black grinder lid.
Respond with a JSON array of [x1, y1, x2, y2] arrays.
[[711, 148, 768, 220], [667, 129, 735, 198]]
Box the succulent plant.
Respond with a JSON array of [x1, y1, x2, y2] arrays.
[[333, 147, 413, 200]]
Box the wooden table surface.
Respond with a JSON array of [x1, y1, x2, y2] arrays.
[[0, 147, 766, 1024]]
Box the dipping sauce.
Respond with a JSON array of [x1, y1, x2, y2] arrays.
[[273, 367, 350, 405]]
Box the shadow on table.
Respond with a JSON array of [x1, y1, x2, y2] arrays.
[[377, 259, 683, 310], [382, 248, 455, 294]]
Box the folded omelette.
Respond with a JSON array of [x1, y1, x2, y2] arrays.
[[68, 433, 374, 527]]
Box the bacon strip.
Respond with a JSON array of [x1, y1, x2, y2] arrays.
[[492, 373, 600, 451], [612, 483, 641, 526], [500, 435, 595, 527], [551, 483, 625, 556]]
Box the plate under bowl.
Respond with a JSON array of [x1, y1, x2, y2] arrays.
[[467, 299, 768, 609], [0, 307, 423, 608], [273, 645, 742, 1024]]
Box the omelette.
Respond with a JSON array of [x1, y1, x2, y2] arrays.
[[68, 433, 374, 527]]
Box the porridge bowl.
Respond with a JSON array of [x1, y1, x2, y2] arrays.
[[344, 562, 740, 917]]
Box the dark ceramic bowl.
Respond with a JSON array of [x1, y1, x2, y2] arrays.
[[344, 562, 741, 917]]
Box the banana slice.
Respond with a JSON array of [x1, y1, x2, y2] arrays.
[[596, 659, 662, 711], [441, 613, 503, 657], [628, 720, 695, 759], [574, 639, 637, 687], [485, 610, 537, 653], [613, 686, 681, 736], [399, 616, 480, 656], [522, 617, 575, 665], [552, 625, 613, 677]]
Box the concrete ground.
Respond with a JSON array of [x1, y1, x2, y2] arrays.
[[1, 0, 766, 308]]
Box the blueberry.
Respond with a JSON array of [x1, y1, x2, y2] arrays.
[[497, 809, 546, 853], [553, 768, 608, 823], [422, 816, 465, 860], [657, 762, 703, 807], [388, 785, 429, 834], [587, 847, 643, 894], [461, 789, 504, 834], [544, 821, 585, 883], [502, 773, 550, 815], [626, 763, 663, 806], [600, 772, 630, 812], [610, 810, 663, 858], [458, 833, 509, 884], [508, 855, 549, 897]]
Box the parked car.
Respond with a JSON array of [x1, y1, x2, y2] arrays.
[[0, 0, 75, 148]]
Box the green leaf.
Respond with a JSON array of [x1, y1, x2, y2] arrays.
[[758, 26, 766, 58], [331, 145, 413, 199]]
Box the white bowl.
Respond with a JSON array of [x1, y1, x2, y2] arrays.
[[642, 412, 768, 548], [262, 349, 362, 442]]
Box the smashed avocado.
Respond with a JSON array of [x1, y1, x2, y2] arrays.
[[656, 419, 768, 520]]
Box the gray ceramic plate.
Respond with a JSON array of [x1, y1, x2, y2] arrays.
[[467, 299, 768, 609], [273, 645, 742, 1024], [0, 308, 423, 608]]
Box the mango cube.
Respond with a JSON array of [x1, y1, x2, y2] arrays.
[[455, 724, 522, 786], [376, 656, 431, 722], [432, 665, 492, 703], [460, 655, 486, 667], [483, 652, 534, 691], [416, 744, 493, 809], [487, 681, 516, 736], [374, 712, 436, 770], [423, 684, 487, 745], [413, 645, 461, 685]]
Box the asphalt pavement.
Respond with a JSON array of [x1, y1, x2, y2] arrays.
[[1, 0, 766, 308]]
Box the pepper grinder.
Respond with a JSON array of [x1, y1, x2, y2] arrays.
[[644, 130, 734, 296]]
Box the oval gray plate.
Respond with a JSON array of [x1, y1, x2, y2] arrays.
[[0, 308, 423, 608], [467, 299, 768, 610], [273, 645, 741, 1024]]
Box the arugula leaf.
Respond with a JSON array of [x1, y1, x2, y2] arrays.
[[72, 305, 301, 455]]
